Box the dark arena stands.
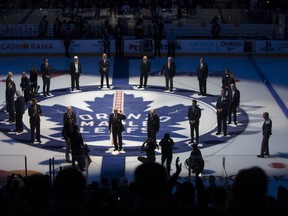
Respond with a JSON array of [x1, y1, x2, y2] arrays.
[[1, 0, 288, 40]]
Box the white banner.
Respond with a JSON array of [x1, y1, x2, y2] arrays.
[[1, 39, 288, 54]]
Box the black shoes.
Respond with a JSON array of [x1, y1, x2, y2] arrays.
[[31, 139, 41, 144], [257, 153, 270, 158], [216, 132, 227, 136]]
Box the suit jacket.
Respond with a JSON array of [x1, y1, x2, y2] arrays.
[[140, 60, 151, 75], [197, 62, 208, 80], [222, 71, 230, 89], [188, 105, 201, 123], [29, 70, 38, 86], [99, 58, 109, 73], [6, 85, 15, 104], [63, 112, 77, 125], [262, 118, 272, 136], [216, 95, 230, 116], [6, 78, 16, 100], [20, 76, 30, 90], [109, 112, 126, 132], [15, 96, 25, 115], [147, 113, 160, 133], [227, 88, 240, 107], [6, 76, 15, 89], [70, 61, 82, 75], [161, 61, 176, 78], [70, 129, 85, 156], [41, 63, 51, 78], [28, 104, 42, 123]]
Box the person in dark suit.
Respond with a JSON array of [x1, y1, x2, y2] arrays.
[[227, 72, 236, 91], [187, 99, 202, 144], [227, 83, 240, 125], [160, 56, 176, 92], [108, 107, 126, 151], [62, 106, 77, 163], [98, 53, 110, 89], [138, 55, 151, 89], [147, 109, 160, 142], [28, 98, 42, 143], [257, 112, 272, 158], [5, 71, 14, 89], [69, 56, 82, 91], [70, 124, 86, 171], [6, 81, 16, 123], [216, 89, 230, 136], [221, 68, 230, 94], [40, 58, 52, 97], [5, 72, 15, 114], [14, 90, 24, 133], [20, 71, 31, 103], [29, 66, 39, 98], [197, 57, 208, 96], [159, 132, 175, 176]]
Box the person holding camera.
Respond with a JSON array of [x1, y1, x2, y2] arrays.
[[138, 137, 158, 163], [186, 143, 204, 175]]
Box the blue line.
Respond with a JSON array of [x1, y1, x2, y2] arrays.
[[248, 54, 288, 118], [101, 156, 126, 179]]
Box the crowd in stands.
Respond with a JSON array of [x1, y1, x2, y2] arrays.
[[1, 158, 288, 216], [1, 0, 288, 39]]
